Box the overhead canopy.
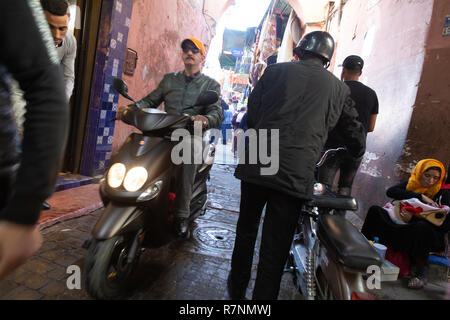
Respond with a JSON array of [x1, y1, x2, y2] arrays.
[[287, 0, 331, 28], [273, 0, 293, 19], [202, 0, 235, 34], [222, 29, 247, 52], [277, 0, 333, 62], [220, 28, 253, 69]]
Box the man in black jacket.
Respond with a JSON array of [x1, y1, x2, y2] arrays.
[[0, 0, 69, 280], [228, 31, 366, 299]]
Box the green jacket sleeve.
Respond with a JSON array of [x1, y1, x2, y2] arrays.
[[138, 75, 166, 109]]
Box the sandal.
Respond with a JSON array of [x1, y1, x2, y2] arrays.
[[408, 277, 425, 289]]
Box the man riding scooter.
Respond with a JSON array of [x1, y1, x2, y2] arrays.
[[117, 37, 223, 237]]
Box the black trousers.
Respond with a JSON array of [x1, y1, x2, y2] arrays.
[[229, 181, 304, 300], [317, 151, 362, 196]]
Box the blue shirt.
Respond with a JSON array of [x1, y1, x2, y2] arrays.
[[223, 109, 233, 125]]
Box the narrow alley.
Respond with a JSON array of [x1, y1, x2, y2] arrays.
[[0, 0, 449, 306], [1, 143, 448, 300]]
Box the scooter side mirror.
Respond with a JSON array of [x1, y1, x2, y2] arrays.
[[113, 77, 136, 103], [195, 90, 219, 107], [113, 78, 128, 95]]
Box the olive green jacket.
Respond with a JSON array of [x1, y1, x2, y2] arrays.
[[137, 71, 223, 129]]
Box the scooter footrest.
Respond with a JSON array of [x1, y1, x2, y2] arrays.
[[318, 214, 383, 270]]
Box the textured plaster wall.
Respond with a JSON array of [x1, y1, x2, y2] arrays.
[[329, 0, 437, 218], [112, 0, 212, 154], [398, 0, 450, 176]]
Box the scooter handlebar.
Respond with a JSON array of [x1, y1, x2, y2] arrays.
[[316, 147, 347, 167]]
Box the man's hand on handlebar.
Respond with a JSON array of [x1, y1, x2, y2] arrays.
[[190, 115, 209, 129], [115, 105, 139, 121], [115, 105, 128, 120]]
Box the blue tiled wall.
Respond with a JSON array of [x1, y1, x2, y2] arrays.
[[80, 0, 134, 177]]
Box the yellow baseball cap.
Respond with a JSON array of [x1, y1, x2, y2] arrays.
[[181, 37, 205, 55]]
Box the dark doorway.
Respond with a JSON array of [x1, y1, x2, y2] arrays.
[[62, 0, 103, 174]]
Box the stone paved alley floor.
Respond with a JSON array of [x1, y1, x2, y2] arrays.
[[0, 162, 301, 300], [0, 142, 448, 300]]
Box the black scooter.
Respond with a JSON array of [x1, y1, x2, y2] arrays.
[[83, 78, 219, 300], [286, 148, 383, 300]]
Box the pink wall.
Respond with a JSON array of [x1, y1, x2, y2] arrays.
[[329, 0, 443, 218], [112, 0, 213, 154], [399, 0, 450, 173]]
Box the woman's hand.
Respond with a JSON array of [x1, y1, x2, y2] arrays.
[[421, 194, 438, 207]]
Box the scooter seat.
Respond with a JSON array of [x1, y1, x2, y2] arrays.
[[318, 214, 383, 270], [308, 191, 358, 211]]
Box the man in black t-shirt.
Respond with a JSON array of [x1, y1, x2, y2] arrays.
[[318, 55, 379, 211], [340, 56, 378, 133]]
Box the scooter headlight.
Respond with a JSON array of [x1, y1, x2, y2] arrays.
[[137, 180, 163, 202], [123, 167, 148, 192], [107, 163, 126, 188]]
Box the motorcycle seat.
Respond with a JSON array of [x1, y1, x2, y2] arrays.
[[308, 189, 358, 211], [318, 214, 383, 270]]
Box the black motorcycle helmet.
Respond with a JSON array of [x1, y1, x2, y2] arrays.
[[293, 31, 335, 68]]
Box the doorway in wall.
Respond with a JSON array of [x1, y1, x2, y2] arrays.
[[58, 0, 103, 190]]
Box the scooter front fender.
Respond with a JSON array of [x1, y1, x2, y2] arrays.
[[92, 203, 144, 240]]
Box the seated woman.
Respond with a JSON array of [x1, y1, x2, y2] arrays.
[[361, 159, 450, 289]]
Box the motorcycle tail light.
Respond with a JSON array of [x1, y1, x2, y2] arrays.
[[123, 167, 148, 192], [107, 163, 126, 188], [351, 292, 376, 300]]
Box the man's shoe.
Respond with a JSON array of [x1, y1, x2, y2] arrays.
[[174, 217, 190, 239], [42, 201, 51, 210], [227, 274, 247, 300]]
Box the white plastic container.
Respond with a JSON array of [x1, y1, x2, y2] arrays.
[[381, 259, 400, 282]]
